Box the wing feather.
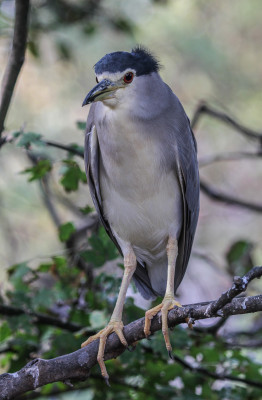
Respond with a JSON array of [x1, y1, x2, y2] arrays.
[[84, 104, 158, 299], [173, 115, 200, 292]]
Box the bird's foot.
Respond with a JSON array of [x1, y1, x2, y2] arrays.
[[144, 296, 182, 354], [81, 320, 127, 383]]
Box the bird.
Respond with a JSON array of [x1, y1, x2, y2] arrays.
[[81, 46, 199, 383]]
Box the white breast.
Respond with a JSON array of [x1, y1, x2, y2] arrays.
[[96, 108, 182, 262]]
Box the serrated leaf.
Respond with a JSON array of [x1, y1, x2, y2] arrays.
[[17, 132, 43, 148], [21, 159, 52, 181], [58, 222, 76, 242], [60, 160, 86, 192], [81, 249, 106, 267]]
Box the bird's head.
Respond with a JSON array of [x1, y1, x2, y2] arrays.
[[82, 46, 160, 108]]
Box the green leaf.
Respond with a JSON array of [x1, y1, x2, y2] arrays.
[[27, 40, 40, 58], [37, 262, 53, 273], [21, 159, 52, 181], [17, 132, 43, 148], [8, 262, 31, 281], [53, 256, 67, 270], [56, 40, 71, 60], [226, 240, 254, 276], [12, 131, 22, 139], [79, 205, 94, 215], [89, 310, 107, 329], [60, 160, 86, 192], [81, 227, 118, 267], [58, 222, 76, 242], [76, 121, 86, 130], [81, 249, 105, 267], [0, 322, 12, 343], [66, 143, 84, 159], [0, 352, 13, 369]]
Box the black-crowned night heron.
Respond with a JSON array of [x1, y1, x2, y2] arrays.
[[81, 46, 199, 382]]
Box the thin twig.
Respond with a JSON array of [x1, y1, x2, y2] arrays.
[[191, 102, 262, 142], [172, 352, 262, 389], [0, 304, 83, 333], [204, 267, 262, 318], [199, 150, 262, 167], [141, 343, 262, 390], [0, 0, 30, 137], [44, 140, 84, 158], [200, 180, 262, 213]]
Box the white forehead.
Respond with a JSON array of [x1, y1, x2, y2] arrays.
[[96, 68, 136, 82]]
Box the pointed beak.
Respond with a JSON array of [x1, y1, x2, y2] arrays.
[[82, 79, 118, 106]]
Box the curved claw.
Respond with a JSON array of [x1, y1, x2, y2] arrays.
[[81, 320, 127, 380], [144, 297, 182, 354], [104, 377, 110, 387]]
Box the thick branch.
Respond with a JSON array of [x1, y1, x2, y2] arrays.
[[1, 292, 262, 399], [0, 0, 30, 137]]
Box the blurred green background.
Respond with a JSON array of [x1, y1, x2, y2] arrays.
[[1, 0, 262, 299], [1, 1, 262, 399]]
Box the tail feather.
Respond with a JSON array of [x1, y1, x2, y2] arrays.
[[133, 262, 159, 300]]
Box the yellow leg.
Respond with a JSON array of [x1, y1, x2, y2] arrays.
[[144, 237, 182, 354], [81, 247, 136, 383]]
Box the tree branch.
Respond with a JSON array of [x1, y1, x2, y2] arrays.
[[0, 0, 30, 138], [172, 352, 262, 389], [1, 266, 262, 399], [198, 150, 262, 167], [191, 102, 262, 143], [0, 304, 82, 333], [44, 140, 84, 158], [200, 180, 262, 213]]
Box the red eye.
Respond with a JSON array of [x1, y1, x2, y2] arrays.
[[96, 77, 98, 83], [123, 72, 134, 84]]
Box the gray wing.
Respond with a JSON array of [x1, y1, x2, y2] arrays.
[[84, 104, 157, 299], [172, 105, 200, 293]]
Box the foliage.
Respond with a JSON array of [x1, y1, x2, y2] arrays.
[[60, 160, 87, 192], [1, 1, 262, 399], [21, 159, 52, 181], [1, 228, 262, 398]]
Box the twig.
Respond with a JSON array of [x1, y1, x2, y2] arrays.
[[0, 304, 83, 333], [204, 267, 262, 318], [172, 352, 262, 389], [200, 180, 262, 213], [198, 150, 262, 167], [44, 140, 84, 158], [0, 282, 262, 399], [191, 102, 262, 142], [0, 0, 30, 137], [141, 343, 262, 390], [193, 317, 228, 334]]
